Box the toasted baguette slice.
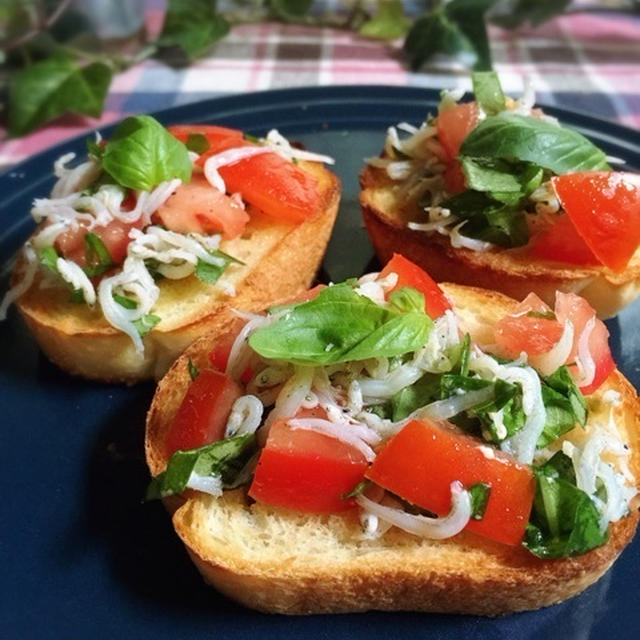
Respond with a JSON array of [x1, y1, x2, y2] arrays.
[[360, 165, 640, 319], [14, 160, 340, 383], [145, 283, 640, 615]]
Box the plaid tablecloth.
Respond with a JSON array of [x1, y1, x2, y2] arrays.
[[1, 3, 639, 170]]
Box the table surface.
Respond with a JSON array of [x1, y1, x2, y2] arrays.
[[1, 1, 639, 170]]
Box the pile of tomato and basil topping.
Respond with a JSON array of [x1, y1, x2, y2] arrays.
[[148, 255, 637, 559], [0, 116, 332, 352], [369, 72, 640, 270]]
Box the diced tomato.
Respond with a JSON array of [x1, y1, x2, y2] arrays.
[[249, 414, 369, 513], [55, 217, 143, 267], [529, 214, 601, 266], [495, 293, 564, 357], [167, 124, 244, 147], [155, 173, 249, 239], [165, 369, 244, 457], [379, 253, 452, 319], [285, 283, 326, 305], [443, 161, 467, 195], [366, 419, 536, 546], [208, 328, 254, 385], [436, 102, 479, 162], [550, 172, 640, 272], [554, 292, 615, 394]]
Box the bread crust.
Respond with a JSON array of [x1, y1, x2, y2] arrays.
[[145, 282, 640, 615], [360, 164, 640, 319], [14, 161, 340, 383]]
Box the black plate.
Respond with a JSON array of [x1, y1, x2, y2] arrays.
[[1, 86, 639, 640]]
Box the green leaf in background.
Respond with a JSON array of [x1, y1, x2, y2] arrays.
[[359, 0, 411, 40], [461, 112, 611, 174], [491, 0, 573, 29], [8, 55, 111, 137], [101, 115, 192, 191], [249, 283, 433, 365], [471, 71, 505, 115], [524, 452, 608, 558], [271, 0, 314, 21], [158, 0, 230, 61]]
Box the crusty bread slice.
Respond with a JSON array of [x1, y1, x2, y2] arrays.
[[360, 164, 640, 319], [14, 160, 340, 383], [145, 282, 640, 615]]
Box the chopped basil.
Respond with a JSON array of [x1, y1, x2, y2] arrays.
[[185, 132, 210, 154], [101, 115, 192, 191], [388, 286, 425, 313], [146, 433, 257, 500], [524, 452, 609, 558], [113, 293, 137, 310], [468, 482, 491, 520], [83, 232, 113, 277], [86, 138, 105, 159], [244, 133, 260, 143], [38, 246, 60, 273], [188, 357, 200, 381], [69, 289, 85, 304], [391, 372, 440, 421], [194, 249, 243, 285], [342, 479, 371, 500], [249, 283, 434, 365], [471, 71, 505, 115], [527, 310, 556, 320], [132, 314, 161, 338]]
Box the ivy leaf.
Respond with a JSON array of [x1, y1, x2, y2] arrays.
[[491, 0, 572, 29], [446, 0, 497, 71], [8, 55, 111, 137], [157, 0, 230, 60], [359, 0, 411, 40], [271, 0, 314, 21]]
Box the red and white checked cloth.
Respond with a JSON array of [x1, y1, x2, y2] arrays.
[[1, 3, 639, 170]]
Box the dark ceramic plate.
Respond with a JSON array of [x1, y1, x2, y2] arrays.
[[1, 86, 638, 640]]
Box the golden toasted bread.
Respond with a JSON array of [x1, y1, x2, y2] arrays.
[[14, 160, 340, 383], [360, 164, 640, 319], [145, 282, 640, 615]]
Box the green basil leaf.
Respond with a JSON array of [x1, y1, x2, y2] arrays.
[[461, 112, 610, 174], [359, 0, 411, 40], [146, 433, 257, 500], [249, 284, 433, 365], [469, 482, 491, 519], [157, 0, 230, 60], [8, 55, 111, 137], [132, 313, 161, 338], [461, 157, 524, 193], [87, 139, 105, 159], [388, 286, 425, 313], [83, 232, 113, 277], [471, 71, 505, 115], [391, 373, 441, 421], [194, 249, 243, 285], [523, 452, 609, 558], [39, 246, 60, 273], [527, 310, 557, 321], [342, 479, 372, 500], [188, 357, 200, 381], [185, 132, 211, 154], [101, 115, 192, 191], [113, 293, 137, 310]]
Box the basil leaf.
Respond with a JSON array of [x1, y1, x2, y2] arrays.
[[157, 0, 230, 60], [87, 139, 105, 159], [8, 55, 111, 137], [359, 0, 411, 40], [101, 115, 192, 191], [113, 294, 137, 310], [461, 157, 527, 193], [132, 314, 161, 338], [194, 250, 243, 285], [524, 452, 608, 558], [39, 246, 60, 273], [188, 357, 200, 381], [388, 286, 425, 313], [185, 132, 210, 154], [469, 482, 491, 520], [543, 365, 588, 427], [461, 112, 610, 174], [83, 232, 113, 277], [146, 433, 257, 500], [471, 71, 505, 115], [249, 284, 433, 365], [342, 479, 372, 500], [528, 310, 556, 321], [452, 202, 529, 248], [391, 372, 441, 421]]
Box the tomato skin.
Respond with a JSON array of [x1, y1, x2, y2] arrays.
[[495, 293, 564, 357], [529, 214, 600, 266], [551, 172, 640, 272], [249, 417, 369, 513], [167, 124, 244, 146], [436, 102, 479, 162], [554, 292, 615, 395], [155, 173, 249, 239], [443, 161, 467, 195], [366, 419, 536, 546], [165, 369, 243, 457], [379, 253, 452, 319]]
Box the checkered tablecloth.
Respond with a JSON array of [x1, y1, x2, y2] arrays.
[[1, 2, 639, 170]]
